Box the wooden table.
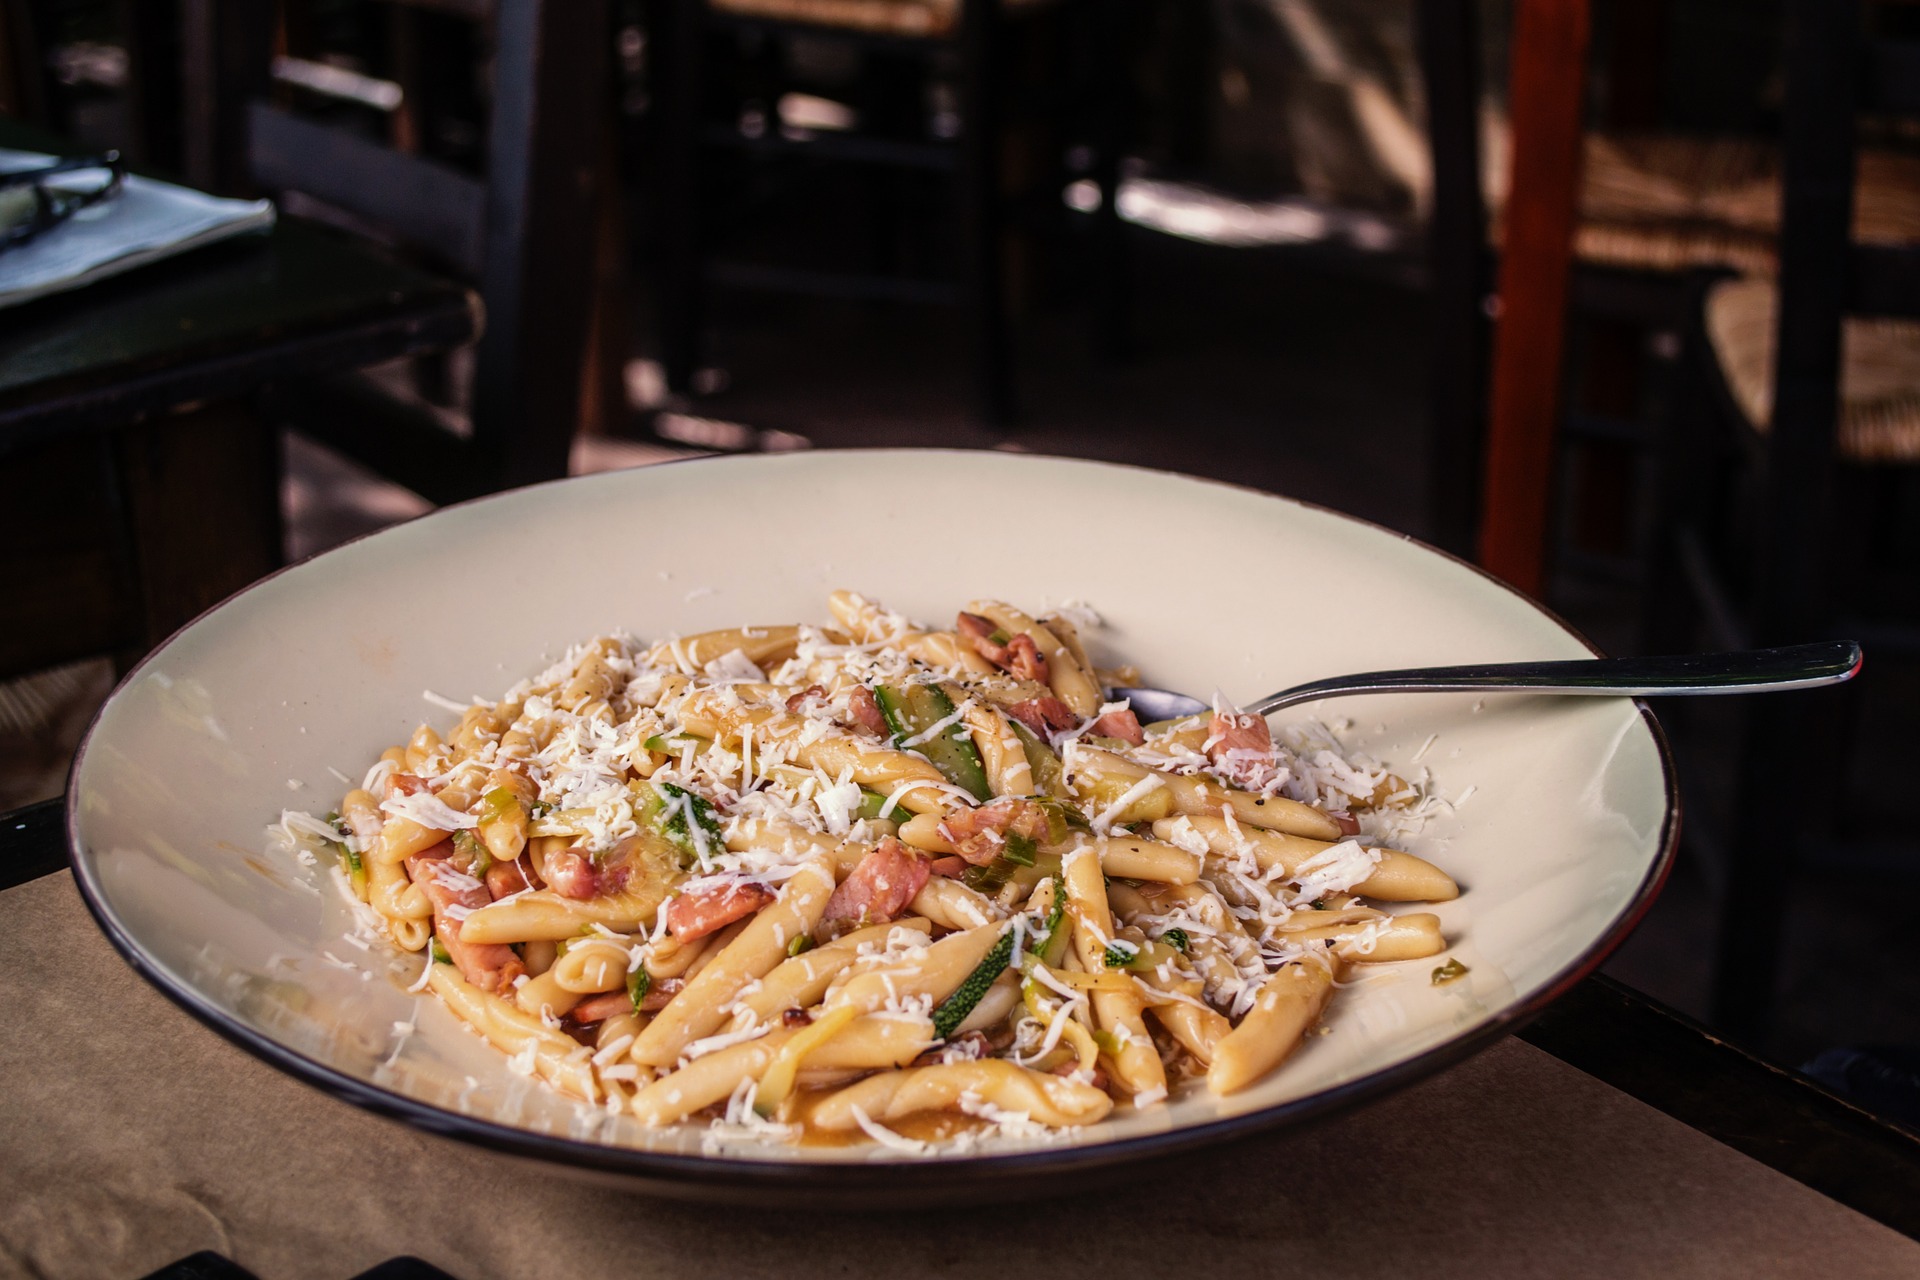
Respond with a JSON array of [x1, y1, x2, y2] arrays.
[[0, 118, 478, 678], [4, 797, 1918, 1279]]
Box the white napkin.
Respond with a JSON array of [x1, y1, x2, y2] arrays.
[[0, 148, 275, 310]]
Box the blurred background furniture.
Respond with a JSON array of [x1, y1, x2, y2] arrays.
[[193, 0, 610, 503], [0, 118, 477, 682], [1641, 0, 1920, 1041], [0, 0, 182, 169], [1472, 0, 1590, 594], [653, 0, 1129, 427]]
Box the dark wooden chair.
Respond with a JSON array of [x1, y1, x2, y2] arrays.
[[1422, 2, 1919, 592], [0, 0, 184, 168], [1641, 0, 1920, 1042], [1413, 0, 1490, 561], [654, 0, 1122, 428], [190, 0, 610, 504]]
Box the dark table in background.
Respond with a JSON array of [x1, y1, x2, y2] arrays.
[[0, 116, 477, 679]]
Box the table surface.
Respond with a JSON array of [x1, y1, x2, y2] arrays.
[[5, 799, 1920, 1278], [0, 118, 478, 448]]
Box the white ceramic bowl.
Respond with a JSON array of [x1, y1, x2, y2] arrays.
[[68, 449, 1675, 1204]]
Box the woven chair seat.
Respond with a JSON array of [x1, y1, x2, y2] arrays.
[[708, 0, 1046, 37], [1488, 131, 1920, 275], [1706, 276, 1920, 464], [1573, 133, 1920, 276], [710, 0, 956, 35]]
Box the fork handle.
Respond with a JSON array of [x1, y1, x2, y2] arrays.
[[1245, 641, 1864, 716]]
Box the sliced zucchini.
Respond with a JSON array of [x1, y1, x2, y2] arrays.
[[1029, 888, 1071, 968], [874, 682, 993, 801], [480, 786, 521, 822], [754, 1004, 860, 1117], [1009, 720, 1067, 797], [451, 828, 494, 878], [639, 781, 726, 867], [961, 859, 1016, 895], [999, 848, 1065, 902], [962, 830, 1046, 894], [322, 812, 368, 896], [932, 925, 1015, 1039], [932, 885, 1072, 1038], [1105, 936, 1185, 974], [1027, 795, 1089, 844]]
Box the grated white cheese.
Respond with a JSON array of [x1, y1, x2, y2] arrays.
[[849, 1106, 934, 1156], [1290, 840, 1383, 901], [381, 789, 480, 831], [423, 689, 476, 713]]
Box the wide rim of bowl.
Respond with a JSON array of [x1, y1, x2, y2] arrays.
[[64, 447, 1680, 1190]]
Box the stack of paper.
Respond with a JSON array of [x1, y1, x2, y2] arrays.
[[0, 148, 275, 310]]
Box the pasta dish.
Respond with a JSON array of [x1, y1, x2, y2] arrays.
[[275, 592, 1460, 1152]]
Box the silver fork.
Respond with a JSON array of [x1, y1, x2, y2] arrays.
[[1109, 641, 1864, 723]]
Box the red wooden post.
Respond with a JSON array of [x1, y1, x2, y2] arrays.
[[1477, 0, 1590, 595]]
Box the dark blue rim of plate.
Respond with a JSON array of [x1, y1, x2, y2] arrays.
[[65, 448, 1681, 1191]]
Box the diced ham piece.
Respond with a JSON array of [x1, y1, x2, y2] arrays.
[[957, 613, 1050, 683], [387, 772, 429, 799], [1207, 710, 1277, 789], [1003, 634, 1049, 683], [406, 843, 525, 994], [665, 879, 776, 942], [929, 856, 968, 879], [1004, 696, 1079, 738], [1087, 707, 1145, 746], [821, 836, 930, 927], [569, 991, 634, 1024], [785, 684, 827, 713], [531, 834, 637, 901], [541, 844, 601, 900], [938, 797, 1050, 867], [641, 976, 684, 1012], [848, 685, 890, 738], [485, 854, 536, 900], [956, 611, 1006, 658], [1207, 710, 1272, 759]]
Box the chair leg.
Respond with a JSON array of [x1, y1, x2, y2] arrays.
[[470, 0, 609, 490], [959, 0, 1014, 427], [1710, 690, 1808, 1043], [1414, 0, 1488, 561], [657, 0, 707, 398], [1708, 0, 1860, 1046], [1087, 0, 1134, 364], [1639, 291, 1719, 659]]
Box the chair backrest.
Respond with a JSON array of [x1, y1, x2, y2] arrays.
[[1851, 28, 1920, 320], [200, 0, 609, 502], [1415, 0, 1489, 561], [1751, 0, 1920, 638]]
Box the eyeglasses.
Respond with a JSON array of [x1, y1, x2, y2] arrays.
[[0, 152, 127, 253]]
